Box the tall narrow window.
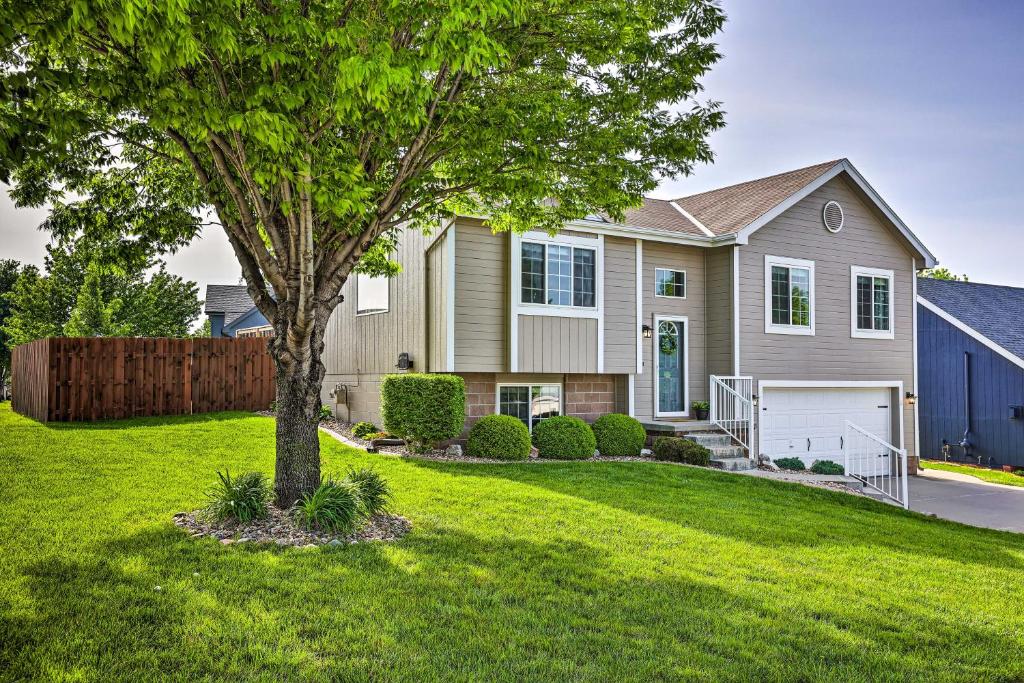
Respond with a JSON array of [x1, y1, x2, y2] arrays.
[[519, 241, 596, 309], [851, 267, 894, 338], [765, 256, 814, 335]]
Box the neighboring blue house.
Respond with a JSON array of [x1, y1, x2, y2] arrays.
[[917, 279, 1024, 469], [204, 285, 271, 338]]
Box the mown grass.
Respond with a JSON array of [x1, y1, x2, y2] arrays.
[[921, 459, 1024, 488], [1, 402, 1023, 682]]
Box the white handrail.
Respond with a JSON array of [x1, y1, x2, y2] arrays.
[[843, 420, 909, 509], [709, 375, 754, 457]]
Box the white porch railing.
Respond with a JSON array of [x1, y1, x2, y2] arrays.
[[843, 420, 909, 508], [709, 375, 754, 456]]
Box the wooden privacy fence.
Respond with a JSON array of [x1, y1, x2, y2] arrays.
[[11, 337, 276, 422]]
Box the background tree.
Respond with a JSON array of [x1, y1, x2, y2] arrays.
[[921, 267, 968, 282], [3, 238, 202, 346], [0, 259, 21, 397], [0, 0, 726, 505]]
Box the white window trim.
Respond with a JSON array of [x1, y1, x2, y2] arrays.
[[850, 265, 895, 340], [509, 231, 605, 373], [653, 315, 689, 418], [764, 255, 815, 336], [653, 267, 687, 299], [494, 382, 563, 433], [355, 272, 390, 316]]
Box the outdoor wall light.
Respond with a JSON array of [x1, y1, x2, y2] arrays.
[[642, 324, 653, 339], [752, 394, 759, 408], [904, 392, 917, 406]]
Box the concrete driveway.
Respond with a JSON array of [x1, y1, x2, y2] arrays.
[[910, 468, 1024, 533]]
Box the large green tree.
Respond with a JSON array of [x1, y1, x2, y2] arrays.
[[0, 0, 725, 504], [0, 258, 21, 396]]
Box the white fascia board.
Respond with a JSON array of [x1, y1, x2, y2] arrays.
[[734, 160, 938, 268], [918, 296, 1024, 371]]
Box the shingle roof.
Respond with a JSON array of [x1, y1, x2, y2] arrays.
[[204, 285, 255, 315], [918, 278, 1024, 362], [620, 198, 708, 237], [672, 159, 842, 236]]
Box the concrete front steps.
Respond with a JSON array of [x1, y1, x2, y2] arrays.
[[683, 432, 756, 471]]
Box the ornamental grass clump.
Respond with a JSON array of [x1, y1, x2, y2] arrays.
[[345, 467, 391, 516], [293, 477, 364, 535], [592, 413, 647, 457], [204, 470, 274, 523]]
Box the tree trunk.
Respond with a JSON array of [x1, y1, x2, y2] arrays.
[[270, 322, 328, 508]]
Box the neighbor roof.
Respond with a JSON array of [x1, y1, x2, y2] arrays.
[[204, 285, 255, 315], [672, 160, 840, 236], [917, 278, 1024, 362]]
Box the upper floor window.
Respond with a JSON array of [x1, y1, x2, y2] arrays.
[[521, 241, 595, 308], [851, 266, 894, 339], [765, 255, 815, 335], [655, 268, 686, 298], [356, 272, 389, 315]]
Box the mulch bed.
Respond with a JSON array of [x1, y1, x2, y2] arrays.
[[173, 507, 411, 548]]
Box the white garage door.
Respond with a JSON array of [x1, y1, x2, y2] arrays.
[[761, 386, 893, 475]]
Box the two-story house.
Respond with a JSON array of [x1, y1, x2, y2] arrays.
[[320, 159, 937, 473]]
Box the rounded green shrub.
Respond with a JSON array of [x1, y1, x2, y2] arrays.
[[467, 414, 531, 460], [381, 374, 466, 451], [652, 437, 711, 466], [345, 467, 391, 515], [352, 421, 378, 439], [774, 457, 806, 471], [592, 413, 647, 457], [293, 477, 364, 534], [810, 459, 844, 475], [532, 416, 596, 460]]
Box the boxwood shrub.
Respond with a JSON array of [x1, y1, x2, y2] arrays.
[[652, 437, 711, 466], [810, 459, 844, 475], [467, 414, 531, 461], [774, 457, 806, 471], [381, 374, 465, 451], [592, 413, 647, 457], [532, 416, 596, 460]]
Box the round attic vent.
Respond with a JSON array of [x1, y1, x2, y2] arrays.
[[823, 200, 844, 233]]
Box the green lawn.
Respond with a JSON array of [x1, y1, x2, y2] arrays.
[[921, 459, 1024, 488], [2, 404, 1023, 682]]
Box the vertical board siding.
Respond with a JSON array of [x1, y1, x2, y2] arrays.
[[425, 231, 449, 372], [918, 305, 1024, 468], [705, 246, 734, 377], [738, 176, 917, 458], [603, 236, 638, 373], [10, 337, 275, 422], [516, 316, 599, 373], [633, 241, 708, 421], [453, 221, 506, 371]]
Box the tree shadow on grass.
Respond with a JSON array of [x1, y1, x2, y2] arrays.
[[6, 521, 1019, 682], [404, 458, 1024, 574], [39, 411, 267, 432]]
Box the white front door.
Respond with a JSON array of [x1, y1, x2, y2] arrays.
[[761, 386, 893, 474]]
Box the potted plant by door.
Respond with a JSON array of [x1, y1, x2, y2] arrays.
[[691, 400, 710, 420]]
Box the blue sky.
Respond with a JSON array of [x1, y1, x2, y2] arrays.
[[1, 0, 1022, 292]]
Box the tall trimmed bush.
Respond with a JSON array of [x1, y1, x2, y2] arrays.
[[467, 414, 531, 461], [381, 374, 465, 451], [592, 413, 647, 457], [533, 416, 596, 460]]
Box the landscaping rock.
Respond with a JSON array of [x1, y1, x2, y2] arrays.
[[445, 444, 463, 458], [641, 448, 653, 456]]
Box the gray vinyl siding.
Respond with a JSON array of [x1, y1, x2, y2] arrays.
[[634, 241, 707, 421], [517, 316, 599, 373], [453, 221, 507, 372], [705, 246, 735, 377], [425, 230, 449, 372], [738, 175, 917, 458], [604, 236, 638, 373]]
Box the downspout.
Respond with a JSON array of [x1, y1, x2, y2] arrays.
[[959, 351, 972, 457]]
